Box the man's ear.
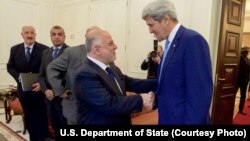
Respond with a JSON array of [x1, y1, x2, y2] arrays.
[[93, 45, 101, 55], [162, 15, 170, 24]]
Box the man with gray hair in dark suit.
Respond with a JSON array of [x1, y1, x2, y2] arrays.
[[7, 25, 49, 141]]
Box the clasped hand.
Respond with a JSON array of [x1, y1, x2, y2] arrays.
[[140, 91, 155, 110]]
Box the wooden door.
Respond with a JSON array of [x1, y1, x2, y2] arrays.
[[212, 0, 246, 124]]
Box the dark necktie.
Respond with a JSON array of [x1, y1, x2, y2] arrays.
[[25, 47, 31, 62], [106, 67, 116, 81], [106, 67, 123, 94], [52, 48, 59, 60]]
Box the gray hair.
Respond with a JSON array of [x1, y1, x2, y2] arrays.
[[142, 0, 178, 22], [85, 26, 100, 35], [85, 30, 103, 53], [50, 25, 65, 34]]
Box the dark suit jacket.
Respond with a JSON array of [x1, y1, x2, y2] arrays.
[[238, 55, 250, 86], [141, 58, 159, 79], [7, 42, 49, 140], [74, 59, 157, 125], [7, 42, 48, 96], [39, 44, 68, 93], [157, 25, 213, 124]]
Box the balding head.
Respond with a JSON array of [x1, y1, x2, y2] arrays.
[[85, 26, 101, 38], [85, 29, 117, 65], [22, 26, 35, 33], [85, 29, 107, 52]]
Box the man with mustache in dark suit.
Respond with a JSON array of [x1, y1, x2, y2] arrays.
[[7, 26, 49, 141]]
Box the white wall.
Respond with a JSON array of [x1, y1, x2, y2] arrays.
[[53, 0, 128, 72], [0, 0, 220, 86], [0, 0, 53, 86], [245, 0, 250, 32], [244, 20, 250, 32]]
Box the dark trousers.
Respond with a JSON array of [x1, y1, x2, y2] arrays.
[[19, 91, 48, 141], [239, 83, 248, 112], [47, 97, 67, 141]]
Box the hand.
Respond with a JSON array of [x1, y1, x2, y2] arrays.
[[152, 55, 161, 64], [60, 90, 71, 99], [140, 91, 155, 110], [32, 82, 41, 92], [45, 89, 55, 101]]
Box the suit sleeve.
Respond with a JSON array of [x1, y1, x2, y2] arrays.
[[75, 71, 143, 116], [7, 47, 19, 82], [184, 35, 213, 124], [141, 59, 149, 70], [124, 75, 157, 93], [112, 64, 157, 93], [47, 48, 69, 96]]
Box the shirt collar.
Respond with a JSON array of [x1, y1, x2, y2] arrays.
[[24, 43, 35, 49], [53, 45, 62, 50], [167, 23, 181, 43], [24, 43, 35, 53], [87, 55, 109, 71]]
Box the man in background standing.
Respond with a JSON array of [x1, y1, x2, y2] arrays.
[[141, 45, 163, 79], [47, 26, 100, 124], [39, 25, 68, 140], [238, 47, 250, 115], [7, 26, 49, 141], [142, 0, 213, 124]]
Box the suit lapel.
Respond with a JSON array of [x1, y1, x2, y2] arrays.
[[110, 64, 125, 94], [51, 44, 68, 61], [20, 44, 27, 63], [58, 44, 68, 56], [48, 48, 53, 61], [29, 42, 38, 62], [88, 60, 123, 96], [159, 26, 185, 85]]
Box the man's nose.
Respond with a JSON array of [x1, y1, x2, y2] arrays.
[[114, 44, 117, 50]]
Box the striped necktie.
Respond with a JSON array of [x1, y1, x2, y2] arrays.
[[52, 48, 59, 60], [25, 47, 31, 62]]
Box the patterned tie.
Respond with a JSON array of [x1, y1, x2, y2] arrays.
[[52, 48, 59, 60], [25, 47, 31, 62], [158, 40, 170, 83]]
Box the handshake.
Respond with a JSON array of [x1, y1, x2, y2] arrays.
[[140, 91, 155, 110]]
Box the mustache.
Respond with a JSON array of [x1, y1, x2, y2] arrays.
[[27, 37, 34, 40]]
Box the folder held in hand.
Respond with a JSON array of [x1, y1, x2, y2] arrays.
[[20, 73, 39, 91]]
